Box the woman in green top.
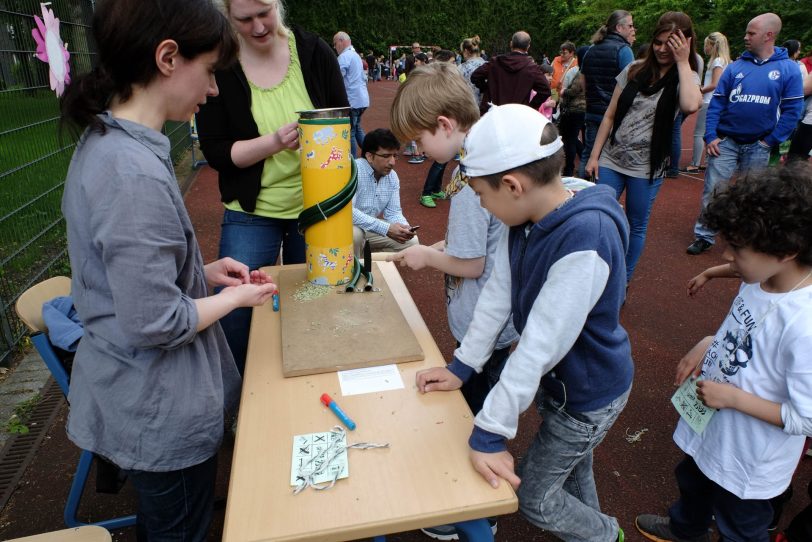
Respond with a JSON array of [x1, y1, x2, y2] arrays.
[[197, 0, 348, 372]]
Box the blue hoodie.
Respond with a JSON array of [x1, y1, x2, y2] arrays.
[[705, 47, 804, 146], [448, 184, 634, 452]]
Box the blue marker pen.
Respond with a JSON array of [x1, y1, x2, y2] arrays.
[[272, 290, 280, 312], [320, 393, 356, 430]]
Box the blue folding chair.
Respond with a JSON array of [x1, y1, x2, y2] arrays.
[[15, 276, 136, 530]]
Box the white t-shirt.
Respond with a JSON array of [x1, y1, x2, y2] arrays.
[[702, 58, 728, 104], [674, 282, 812, 500]]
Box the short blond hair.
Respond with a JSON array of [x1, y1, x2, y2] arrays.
[[390, 62, 479, 142]]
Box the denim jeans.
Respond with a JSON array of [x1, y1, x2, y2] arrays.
[[518, 387, 630, 541], [126, 454, 218, 542], [349, 107, 367, 157], [668, 112, 686, 174], [669, 455, 772, 542], [597, 167, 663, 283], [690, 103, 709, 167], [559, 111, 585, 177], [422, 161, 447, 196], [692, 137, 771, 244], [578, 118, 600, 179], [460, 345, 511, 415], [218, 209, 306, 373]]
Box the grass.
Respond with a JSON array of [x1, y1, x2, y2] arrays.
[[0, 87, 194, 365], [3, 393, 41, 435]]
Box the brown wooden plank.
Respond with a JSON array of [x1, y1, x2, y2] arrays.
[[278, 262, 424, 377]]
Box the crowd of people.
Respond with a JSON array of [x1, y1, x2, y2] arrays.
[[51, 0, 812, 539]]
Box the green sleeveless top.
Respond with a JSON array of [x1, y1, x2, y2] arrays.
[[226, 33, 314, 218]]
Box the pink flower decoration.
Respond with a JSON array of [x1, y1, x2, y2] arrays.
[[31, 3, 71, 96]]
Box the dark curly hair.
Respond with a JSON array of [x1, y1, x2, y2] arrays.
[[702, 162, 812, 265]]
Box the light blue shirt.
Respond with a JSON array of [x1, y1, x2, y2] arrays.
[[352, 158, 408, 236], [338, 45, 370, 109]]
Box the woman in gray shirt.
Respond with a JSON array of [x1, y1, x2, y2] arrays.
[[59, 0, 276, 537]]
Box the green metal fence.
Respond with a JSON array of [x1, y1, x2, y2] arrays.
[[0, 0, 191, 365]]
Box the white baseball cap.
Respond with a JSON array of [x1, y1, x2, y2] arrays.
[[461, 103, 564, 178]]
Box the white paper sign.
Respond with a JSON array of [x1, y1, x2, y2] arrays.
[[671, 377, 716, 434], [338, 364, 405, 396]]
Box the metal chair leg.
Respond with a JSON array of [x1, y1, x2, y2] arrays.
[[64, 449, 137, 529]]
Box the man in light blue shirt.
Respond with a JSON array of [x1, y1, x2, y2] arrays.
[[333, 31, 370, 157], [352, 129, 418, 257]]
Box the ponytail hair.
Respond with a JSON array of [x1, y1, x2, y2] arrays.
[[460, 35, 481, 56], [706, 32, 731, 67], [60, 0, 237, 134], [592, 10, 631, 44]]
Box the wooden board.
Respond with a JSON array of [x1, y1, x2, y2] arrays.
[[278, 262, 424, 377]]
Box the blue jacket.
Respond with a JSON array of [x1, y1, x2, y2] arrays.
[[705, 47, 804, 146], [449, 185, 634, 452], [581, 33, 634, 120]]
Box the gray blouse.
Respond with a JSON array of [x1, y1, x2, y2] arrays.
[[62, 112, 241, 471]]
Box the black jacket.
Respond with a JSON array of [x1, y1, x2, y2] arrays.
[[196, 26, 349, 213], [580, 32, 632, 118]]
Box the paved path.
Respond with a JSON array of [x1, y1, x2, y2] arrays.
[[0, 350, 51, 449]]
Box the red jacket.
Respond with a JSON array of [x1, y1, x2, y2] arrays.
[[471, 52, 551, 115]]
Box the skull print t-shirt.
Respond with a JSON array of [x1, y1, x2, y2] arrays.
[[673, 281, 812, 500]]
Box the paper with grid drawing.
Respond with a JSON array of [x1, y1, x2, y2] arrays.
[[290, 430, 349, 486]]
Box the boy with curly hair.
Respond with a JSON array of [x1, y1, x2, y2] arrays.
[[637, 162, 812, 542]]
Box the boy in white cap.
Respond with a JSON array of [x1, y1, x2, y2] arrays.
[[416, 103, 633, 542]]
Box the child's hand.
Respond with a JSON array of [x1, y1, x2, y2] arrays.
[[674, 336, 712, 385], [696, 380, 739, 410], [415, 367, 462, 393], [469, 449, 521, 490], [687, 271, 709, 297], [388, 245, 434, 271]]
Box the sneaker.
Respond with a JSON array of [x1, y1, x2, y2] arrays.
[[429, 191, 447, 200], [686, 239, 713, 255], [666, 170, 680, 178], [421, 519, 497, 540], [419, 195, 437, 208], [635, 515, 710, 542], [408, 155, 426, 164]]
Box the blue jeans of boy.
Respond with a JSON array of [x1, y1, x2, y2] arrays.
[[692, 137, 771, 244], [126, 454, 218, 541], [350, 107, 366, 157], [217, 209, 306, 373], [597, 167, 663, 283], [518, 387, 630, 541], [669, 455, 772, 542]]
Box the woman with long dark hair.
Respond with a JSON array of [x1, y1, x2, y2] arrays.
[[59, 0, 276, 536], [586, 11, 702, 283]]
